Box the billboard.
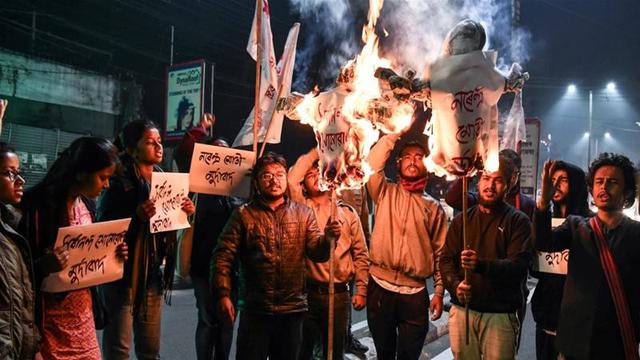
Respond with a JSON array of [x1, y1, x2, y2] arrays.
[[520, 118, 541, 197], [165, 60, 214, 139]]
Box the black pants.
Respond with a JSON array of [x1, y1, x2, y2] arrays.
[[535, 327, 559, 360], [366, 278, 430, 360], [236, 311, 304, 360], [300, 288, 350, 360]]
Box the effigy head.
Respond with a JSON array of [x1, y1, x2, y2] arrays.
[[441, 19, 486, 56]]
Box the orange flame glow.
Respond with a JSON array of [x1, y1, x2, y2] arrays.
[[295, 0, 415, 191]]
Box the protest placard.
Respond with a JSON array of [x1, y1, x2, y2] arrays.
[[535, 217, 569, 275], [189, 143, 254, 198], [149, 172, 191, 234], [41, 218, 131, 292]]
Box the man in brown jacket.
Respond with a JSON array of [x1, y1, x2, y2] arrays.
[[365, 134, 448, 360], [288, 148, 369, 359], [211, 152, 341, 360]]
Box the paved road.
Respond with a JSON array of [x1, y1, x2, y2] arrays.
[[102, 278, 539, 359]]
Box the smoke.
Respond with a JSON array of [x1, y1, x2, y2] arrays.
[[288, 0, 362, 91], [289, 0, 531, 87]]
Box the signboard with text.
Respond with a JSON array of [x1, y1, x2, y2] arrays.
[[189, 143, 254, 198], [41, 218, 131, 292], [165, 60, 206, 139], [519, 118, 541, 197]]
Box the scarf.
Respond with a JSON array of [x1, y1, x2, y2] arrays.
[[399, 177, 428, 193]]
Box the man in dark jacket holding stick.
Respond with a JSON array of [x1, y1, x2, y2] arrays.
[[441, 156, 532, 360]]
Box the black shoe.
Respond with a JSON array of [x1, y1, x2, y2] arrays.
[[346, 336, 368, 354]]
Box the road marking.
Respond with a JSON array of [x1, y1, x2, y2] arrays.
[[352, 319, 368, 332]]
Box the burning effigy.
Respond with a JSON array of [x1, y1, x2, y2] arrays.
[[376, 19, 529, 178], [280, 0, 414, 192]]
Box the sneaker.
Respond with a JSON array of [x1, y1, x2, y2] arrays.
[[345, 335, 368, 354]]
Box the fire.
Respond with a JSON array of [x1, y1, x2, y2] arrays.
[[295, 0, 415, 192]]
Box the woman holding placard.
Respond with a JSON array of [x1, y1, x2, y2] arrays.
[[0, 142, 39, 359], [19, 137, 128, 360], [98, 120, 195, 360]]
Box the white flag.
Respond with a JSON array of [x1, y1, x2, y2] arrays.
[[499, 90, 526, 151], [233, 3, 299, 147]]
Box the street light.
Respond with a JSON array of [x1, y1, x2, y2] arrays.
[[567, 83, 618, 166]]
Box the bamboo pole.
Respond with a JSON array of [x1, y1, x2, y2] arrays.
[[462, 175, 470, 345], [258, 82, 286, 158], [327, 189, 337, 360], [252, 0, 262, 158]]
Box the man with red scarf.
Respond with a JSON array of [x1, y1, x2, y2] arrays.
[[534, 154, 640, 359], [365, 134, 448, 360]]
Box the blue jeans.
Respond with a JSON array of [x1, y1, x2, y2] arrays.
[[193, 275, 234, 360], [100, 283, 163, 360]]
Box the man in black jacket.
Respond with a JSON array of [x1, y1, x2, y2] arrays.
[[441, 156, 532, 360], [529, 161, 591, 360], [534, 154, 640, 359], [211, 152, 341, 360]]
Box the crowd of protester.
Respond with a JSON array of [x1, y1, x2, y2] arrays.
[[1, 100, 639, 360]]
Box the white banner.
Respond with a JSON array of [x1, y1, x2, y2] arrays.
[[189, 143, 254, 198], [41, 218, 131, 292], [149, 172, 190, 234]]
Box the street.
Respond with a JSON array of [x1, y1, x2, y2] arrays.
[[107, 278, 538, 359]]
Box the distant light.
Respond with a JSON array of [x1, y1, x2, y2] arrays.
[[567, 84, 577, 93], [584, 132, 590, 137], [635, 122, 640, 128], [604, 132, 611, 138], [547, 133, 552, 140], [606, 82, 616, 91]]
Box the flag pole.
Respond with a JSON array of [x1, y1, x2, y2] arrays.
[[462, 175, 470, 345], [252, 0, 263, 158], [258, 83, 285, 158], [327, 188, 337, 360]]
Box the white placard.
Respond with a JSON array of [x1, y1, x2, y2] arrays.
[[41, 218, 131, 292], [537, 250, 569, 275], [149, 172, 190, 234], [189, 143, 254, 198], [536, 217, 569, 274]]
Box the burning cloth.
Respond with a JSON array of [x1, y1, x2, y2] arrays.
[[424, 50, 506, 178]]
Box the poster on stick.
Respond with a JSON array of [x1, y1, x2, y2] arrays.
[[189, 143, 254, 198], [40, 218, 131, 292], [149, 172, 190, 234]]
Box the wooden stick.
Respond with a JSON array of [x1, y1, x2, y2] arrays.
[[252, 0, 262, 158], [462, 175, 470, 345], [327, 189, 337, 360], [258, 82, 286, 158]]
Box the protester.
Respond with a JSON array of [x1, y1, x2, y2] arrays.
[[365, 134, 447, 360], [190, 138, 242, 360], [0, 143, 39, 359], [441, 156, 532, 360], [98, 120, 195, 360], [529, 161, 591, 360], [174, 112, 215, 173], [534, 154, 640, 359], [20, 137, 128, 360], [445, 148, 535, 219], [337, 187, 371, 355], [211, 152, 341, 360], [288, 148, 369, 359]]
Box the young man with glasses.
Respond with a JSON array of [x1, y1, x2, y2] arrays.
[[211, 152, 341, 360]]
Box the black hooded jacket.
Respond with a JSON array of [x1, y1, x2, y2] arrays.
[[531, 161, 592, 330]]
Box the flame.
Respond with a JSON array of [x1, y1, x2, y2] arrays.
[[295, 0, 415, 192]]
